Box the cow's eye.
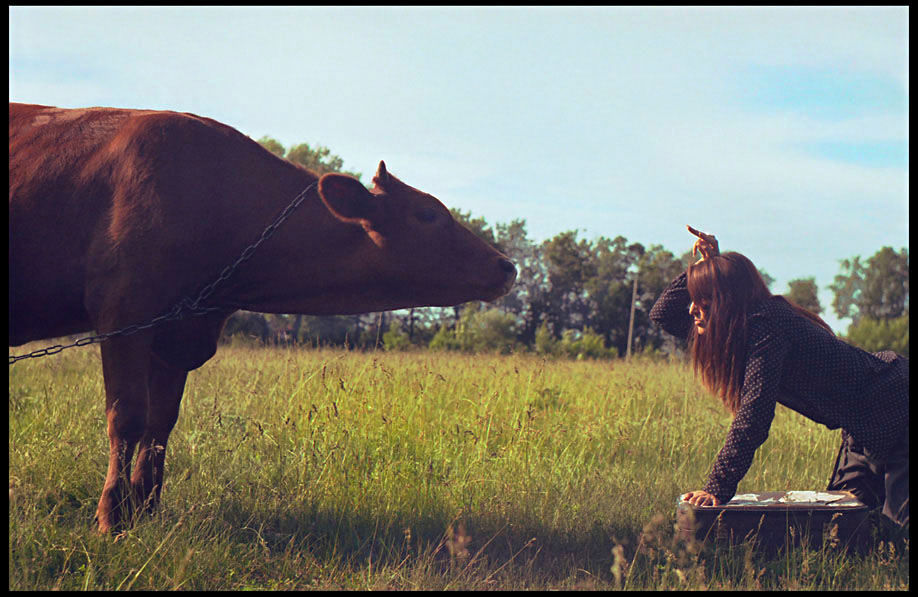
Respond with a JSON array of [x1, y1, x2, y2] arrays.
[[416, 208, 437, 223]]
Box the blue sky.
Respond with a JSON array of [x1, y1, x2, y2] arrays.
[[9, 6, 908, 333]]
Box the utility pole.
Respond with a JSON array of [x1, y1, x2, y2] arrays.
[[626, 273, 638, 360]]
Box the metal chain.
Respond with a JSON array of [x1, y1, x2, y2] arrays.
[[9, 180, 318, 365]]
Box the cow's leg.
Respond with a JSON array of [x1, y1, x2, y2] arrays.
[[130, 354, 188, 515], [129, 314, 227, 516], [95, 333, 154, 534]]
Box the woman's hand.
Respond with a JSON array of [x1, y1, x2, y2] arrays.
[[682, 490, 720, 507], [686, 225, 719, 263]]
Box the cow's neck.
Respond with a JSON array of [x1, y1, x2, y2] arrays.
[[213, 179, 389, 315]]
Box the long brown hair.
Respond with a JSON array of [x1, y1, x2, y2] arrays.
[[686, 252, 833, 416]]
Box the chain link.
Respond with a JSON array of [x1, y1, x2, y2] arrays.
[[10, 181, 318, 365]]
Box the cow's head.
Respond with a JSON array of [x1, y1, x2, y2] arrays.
[[318, 161, 516, 307]]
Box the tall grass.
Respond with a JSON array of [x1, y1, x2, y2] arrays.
[[9, 344, 909, 589]]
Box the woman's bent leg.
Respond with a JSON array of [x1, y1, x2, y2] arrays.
[[827, 429, 885, 510], [881, 433, 909, 527]]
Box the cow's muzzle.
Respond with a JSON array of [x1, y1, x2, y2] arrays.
[[492, 258, 517, 299]]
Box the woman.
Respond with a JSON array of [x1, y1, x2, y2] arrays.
[[650, 226, 908, 527]]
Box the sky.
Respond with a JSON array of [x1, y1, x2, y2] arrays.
[[9, 6, 909, 334]]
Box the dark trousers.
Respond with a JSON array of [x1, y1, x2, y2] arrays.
[[827, 428, 909, 527]]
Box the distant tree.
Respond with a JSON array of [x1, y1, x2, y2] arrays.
[[491, 219, 536, 310], [558, 327, 617, 360], [300, 315, 357, 347], [634, 245, 686, 354], [426, 303, 518, 354], [257, 135, 286, 157], [830, 247, 909, 324], [491, 219, 547, 345], [455, 303, 518, 354], [534, 321, 558, 356], [830, 256, 864, 323], [220, 311, 270, 344], [382, 320, 412, 351], [585, 235, 642, 356], [759, 270, 776, 292], [429, 324, 461, 352], [785, 277, 822, 315], [257, 135, 362, 180], [843, 313, 909, 358], [678, 250, 695, 271], [542, 230, 597, 334]]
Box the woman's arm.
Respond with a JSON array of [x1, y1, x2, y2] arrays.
[[649, 225, 719, 340], [649, 271, 694, 340], [701, 315, 788, 503]]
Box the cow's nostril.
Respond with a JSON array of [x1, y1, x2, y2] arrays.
[[498, 258, 516, 275]]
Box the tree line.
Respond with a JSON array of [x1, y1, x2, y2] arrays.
[[223, 137, 909, 359]]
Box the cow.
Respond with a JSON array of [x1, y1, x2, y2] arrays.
[[9, 102, 517, 534]]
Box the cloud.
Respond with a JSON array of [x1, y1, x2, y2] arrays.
[[733, 65, 907, 120], [798, 140, 907, 168]]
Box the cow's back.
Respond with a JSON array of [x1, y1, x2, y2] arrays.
[[9, 104, 156, 344], [9, 103, 314, 346]]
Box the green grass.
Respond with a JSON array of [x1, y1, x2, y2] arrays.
[[9, 344, 909, 590]]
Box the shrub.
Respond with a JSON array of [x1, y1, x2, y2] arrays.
[[460, 307, 518, 354], [429, 305, 518, 354], [534, 321, 559, 356], [429, 325, 461, 352], [382, 320, 412, 351], [559, 327, 617, 360]]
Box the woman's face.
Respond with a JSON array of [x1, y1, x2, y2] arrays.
[[688, 300, 709, 334]]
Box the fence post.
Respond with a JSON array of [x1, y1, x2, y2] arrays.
[[626, 273, 638, 360]]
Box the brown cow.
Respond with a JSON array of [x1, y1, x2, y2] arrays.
[[9, 102, 516, 534]]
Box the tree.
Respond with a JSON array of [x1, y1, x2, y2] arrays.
[[258, 136, 285, 157], [585, 235, 642, 356], [860, 248, 909, 320], [221, 311, 271, 344], [382, 320, 412, 351], [256, 136, 362, 180], [785, 278, 822, 315], [558, 327, 616, 360], [759, 269, 776, 293], [429, 324, 462, 352], [534, 321, 558, 356], [542, 230, 597, 334], [461, 307, 518, 354], [843, 313, 909, 358], [830, 247, 909, 324], [492, 219, 549, 345], [633, 245, 686, 355], [830, 255, 863, 323], [428, 303, 518, 354]]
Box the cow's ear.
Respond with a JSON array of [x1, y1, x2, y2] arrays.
[[318, 173, 386, 247], [372, 160, 390, 191], [318, 173, 378, 223]]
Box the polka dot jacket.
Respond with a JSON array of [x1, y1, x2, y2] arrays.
[[650, 271, 910, 504]]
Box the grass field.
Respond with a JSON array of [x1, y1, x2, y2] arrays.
[[9, 343, 909, 590]]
